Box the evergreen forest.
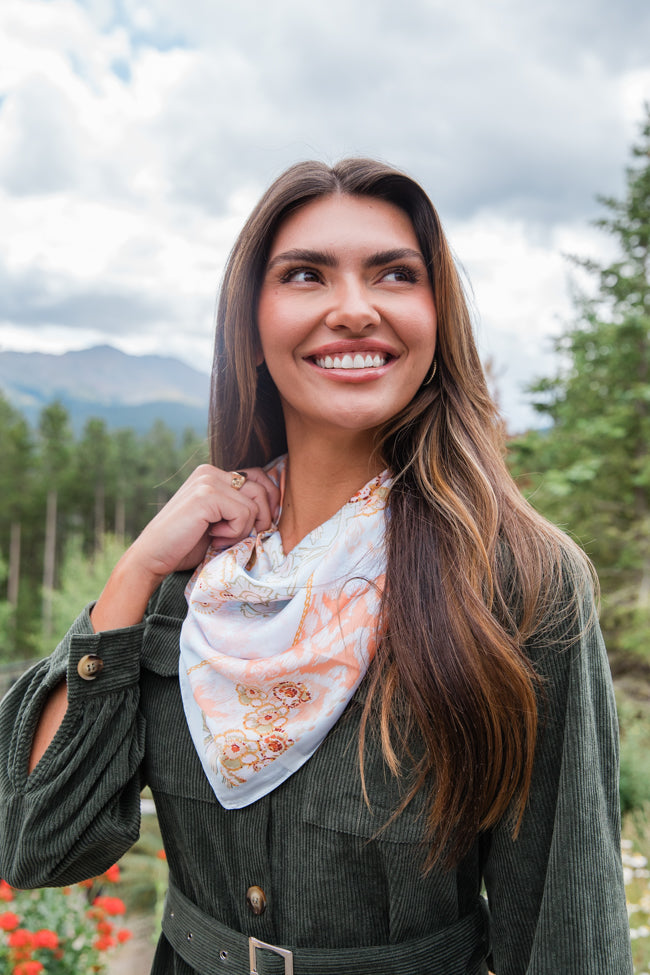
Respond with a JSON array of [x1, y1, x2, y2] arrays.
[[0, 404, 208, 661]]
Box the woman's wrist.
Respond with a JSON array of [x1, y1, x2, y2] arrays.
[[90, 549, 166, 633]]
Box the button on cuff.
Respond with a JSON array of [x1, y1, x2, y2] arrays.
[[67, 625, 143, 701], [77, 654, 104, 680]]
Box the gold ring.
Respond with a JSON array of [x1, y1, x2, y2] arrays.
[[230, 471, 248, 491]]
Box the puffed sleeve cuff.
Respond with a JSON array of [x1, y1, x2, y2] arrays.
[[6, 606, 145, 791], [66, 614, 144, 702], [0, 608, 146, 888]]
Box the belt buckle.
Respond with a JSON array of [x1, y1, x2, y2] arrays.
[[248, 936, 294, 975]]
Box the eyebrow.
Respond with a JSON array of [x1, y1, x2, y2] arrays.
[[266, 247, 426, 272]]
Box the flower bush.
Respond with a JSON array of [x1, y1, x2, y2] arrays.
[[0, 866, 131, 974]]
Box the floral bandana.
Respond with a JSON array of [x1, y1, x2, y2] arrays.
[[178, 456, 390, 808]]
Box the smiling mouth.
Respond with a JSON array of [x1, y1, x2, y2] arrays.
[[313, 353, 388, 370]]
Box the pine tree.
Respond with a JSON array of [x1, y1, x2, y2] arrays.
[[509, 107, 650, 660], [38, 401, 74, 642], [0, 395, 35, 654]]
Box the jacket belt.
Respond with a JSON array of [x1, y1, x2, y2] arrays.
[[162, 878, 491, 975]]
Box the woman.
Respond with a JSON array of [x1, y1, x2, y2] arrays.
[[0, 159, 632, 974]]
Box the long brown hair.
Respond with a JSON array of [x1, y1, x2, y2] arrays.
[[210, 158, 592, 867]]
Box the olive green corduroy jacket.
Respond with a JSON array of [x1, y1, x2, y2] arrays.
[[0, 570, 633, 974]]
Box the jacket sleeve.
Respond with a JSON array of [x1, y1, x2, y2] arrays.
[[0, 607, 146, 889], [482, 577, 633, 974]]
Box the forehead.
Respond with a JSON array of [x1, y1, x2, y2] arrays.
[[268, 193, 421, 258]]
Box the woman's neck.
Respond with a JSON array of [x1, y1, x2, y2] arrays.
[[278, 435, 384, 554]]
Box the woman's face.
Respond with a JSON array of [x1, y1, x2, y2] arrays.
[[257, 193, 437, 449]]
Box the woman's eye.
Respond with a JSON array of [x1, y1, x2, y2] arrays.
[[281, 267, 321, 284], [381, 267, 418, 284]]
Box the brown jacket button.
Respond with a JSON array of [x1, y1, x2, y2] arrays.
[[77, 654, 104, 680], [246, 886, 267, 915]]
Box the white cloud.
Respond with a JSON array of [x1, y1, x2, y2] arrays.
[[621, 68, 650, 130]]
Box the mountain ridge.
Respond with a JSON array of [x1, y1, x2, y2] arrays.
[[0, 346, 210, 435]]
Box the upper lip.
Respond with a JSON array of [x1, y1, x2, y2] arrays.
[[305, 340, 398, 359]]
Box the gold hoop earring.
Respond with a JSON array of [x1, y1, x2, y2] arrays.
[[422, 358, 437, 386]]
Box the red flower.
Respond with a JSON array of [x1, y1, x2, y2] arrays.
[[13, 962, 45, 975], [8, 928, 34, 948], [96, 920, 114, 936], [117, 928, 133, 943], [92, 895, 126, 916], [0, 911, 20, 931], [0, 880, 14, 902], [156, 849, 167, 861], [103, 863, 121, 883], [93, 934, 116, 951], [77, 877, 95, 889], [32, 929, 59, 950]]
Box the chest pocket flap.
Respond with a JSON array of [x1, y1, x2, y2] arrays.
[[299, 706, 428, 845]]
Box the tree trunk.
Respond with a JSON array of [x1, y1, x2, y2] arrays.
[[637, 524, 650, 609], [42, 489, 57, 642], [94, 480, 105, 555], [8, 521, 20, 607], [115, 496, 126, 546], [639, 563, 650, 608], [634, 329, 649, 609]]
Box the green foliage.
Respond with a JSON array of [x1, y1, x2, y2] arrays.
[[0, 554, 13, 657], [509, 107, 650, 661], [38, 401, 73, 483], [618, 697, 650, 817], [40, 535, 129, 655], [0, 396, 33, 523]]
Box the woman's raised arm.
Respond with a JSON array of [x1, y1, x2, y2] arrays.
[[27, 464, 280, 773]]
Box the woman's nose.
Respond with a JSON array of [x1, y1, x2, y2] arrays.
[[324, 280, 381, 331]]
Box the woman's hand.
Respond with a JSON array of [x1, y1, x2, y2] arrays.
[[128, 465, 280, 578], [90, 465, 280, 632]]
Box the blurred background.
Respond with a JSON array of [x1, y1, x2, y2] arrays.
[[0, 0, 649, 969]]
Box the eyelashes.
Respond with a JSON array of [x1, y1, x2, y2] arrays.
[[277, 265, 423, 285], [381, 266, 422, 284], [279, 267, 321, 284]]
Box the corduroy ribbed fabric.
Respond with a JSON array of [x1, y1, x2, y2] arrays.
[[0, 570, 633, 974]]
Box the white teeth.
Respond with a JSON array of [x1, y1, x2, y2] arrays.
[[314, 353, 387, 370]]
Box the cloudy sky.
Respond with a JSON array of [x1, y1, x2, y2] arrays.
[[0, 0, 648, 429]]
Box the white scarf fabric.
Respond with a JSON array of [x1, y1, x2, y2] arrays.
[[178, 457, 390, 808]]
